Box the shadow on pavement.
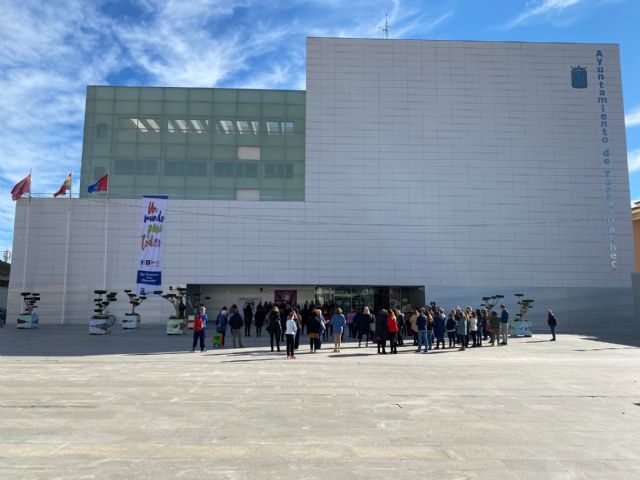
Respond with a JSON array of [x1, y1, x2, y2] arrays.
[[1, 325, 637, 357]]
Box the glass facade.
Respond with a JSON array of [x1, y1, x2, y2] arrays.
[[80, 86, 305, 200], [314, 286, 425, 313]]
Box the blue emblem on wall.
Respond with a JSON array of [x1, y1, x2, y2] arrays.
[[571, 66, 587, 88]]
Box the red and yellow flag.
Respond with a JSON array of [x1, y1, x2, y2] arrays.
[[53, 173, 72, 197]]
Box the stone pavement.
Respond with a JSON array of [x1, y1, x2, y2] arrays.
[[1, 325, 639, 479]]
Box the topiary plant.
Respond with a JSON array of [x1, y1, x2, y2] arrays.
[[124, 289, 147, 315], [154, 286, 187, 319], [93, 290, 118, 318], [514, 293, 534, 322], [480, 294, 504, 314]]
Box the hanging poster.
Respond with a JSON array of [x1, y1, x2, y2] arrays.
[[274, 289, 297, 306], [136, 195, 168, 294]]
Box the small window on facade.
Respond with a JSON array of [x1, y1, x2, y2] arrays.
[[282, 121, 294, 135], [136, 160, 157, 174], [236, 189, 260, 201], [168, 119, 188, 133], [186, 161, 206, 176], [214, 162, 235, 176], [115, 160, 135, 175], [264, 164, 275, 178], [165, 161, 186, 175], [237, 146, 261, 160], [216, 120, 236, 134], [266, 121, 281, 135], [236, 163, 257, 177], [264, 163, 294, 178]]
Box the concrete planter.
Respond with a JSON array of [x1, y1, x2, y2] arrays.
[[509, 320, 532, 337], [89, 317, 112, 335], [166, 317, 185, 335], [17, 314, 39, 329], [122, 313, 140, 329]]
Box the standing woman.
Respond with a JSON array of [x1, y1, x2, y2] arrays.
[[387, 309, 399, 354], [243, 303, 253, 337], [346, 308, 357, 339], [425, 308, 435, 352], [215, 306, 228, 347], [394, 309, 405, 346], [434, 307, 446, 350], [285, 310, 298, 359], [375, 309, 388, 354], [293, 308, 302, 350], [307, 308, 322, 352], [469, 311, 478, 347], [547, 309, 558, 341], [254, 304, 265, 337], [355, 307, 372, 347], [474, 308, 483, 347], [331, 307, 346, 352], [456, 307, 468, 351], [489, 311, 501, 346], [446, 311, 457, 348], [480, 307, 489, 342], [267, 306, 283, 352]]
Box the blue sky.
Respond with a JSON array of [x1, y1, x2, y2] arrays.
[[1, 0, 639, 257]]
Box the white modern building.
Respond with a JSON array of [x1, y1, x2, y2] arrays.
[[8, 38, 635, 334]]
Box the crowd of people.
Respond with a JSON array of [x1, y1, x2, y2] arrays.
[[191, 301, 558, 355]]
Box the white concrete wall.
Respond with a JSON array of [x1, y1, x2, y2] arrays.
[[7, 39, 635, 333]]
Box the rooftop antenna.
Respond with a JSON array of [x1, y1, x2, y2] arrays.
[[379, 12, 390, 39]]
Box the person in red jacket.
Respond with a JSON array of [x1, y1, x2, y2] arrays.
[[387, 310, 399, 354], [191, 306, 208, 353]]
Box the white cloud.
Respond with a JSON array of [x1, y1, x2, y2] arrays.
[[0, 0, 453, 255], [628, 149, 640, 173], [505, 0, 585, 28], [626, 107, 640, 127]]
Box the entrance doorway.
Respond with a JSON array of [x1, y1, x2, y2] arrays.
[[314, 286, 425, 313]]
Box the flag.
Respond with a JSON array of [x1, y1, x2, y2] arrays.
[[54, 173, 72, 197], [88, 173, 109, 193], [11, 174, 31, 201]]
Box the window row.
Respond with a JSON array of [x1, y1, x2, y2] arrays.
[[107, 118, 296, 136], [113, 160, 296, 178]]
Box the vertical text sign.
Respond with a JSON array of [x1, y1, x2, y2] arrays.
[[136, 195, 168, 293]]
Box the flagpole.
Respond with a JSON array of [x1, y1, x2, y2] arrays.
[[21, 169, 32, 292], [61, 175, 72, 325], [103, 171, 109, 291]]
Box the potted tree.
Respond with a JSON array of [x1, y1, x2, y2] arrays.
[[185, 291, 211, 329], [17, 292, 40, 329], [89, 290, 118, 335], [154, 286, 188, 335], [122, 290, 147, 329], [511, 294, 534, 337], [480, 294, 504, 316]]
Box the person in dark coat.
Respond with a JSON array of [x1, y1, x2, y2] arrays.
[[228, 304, 244, 348], [354, 307, 373, 347], [445, 312, 457, 348], [307, 308, 323, 352], [243, 303, 253, 337], [267, 306, 282, 352], [547, 309, 558, 341], [433, 307, 446, 349], [375, 309, 388, 354], [254, 304, 265, 337]]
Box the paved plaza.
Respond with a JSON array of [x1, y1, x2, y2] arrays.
[[1, 325, 639, 479]]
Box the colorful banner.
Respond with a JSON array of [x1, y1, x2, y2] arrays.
[[274, 289, 297, 306], [136, 195, 167, 294]]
